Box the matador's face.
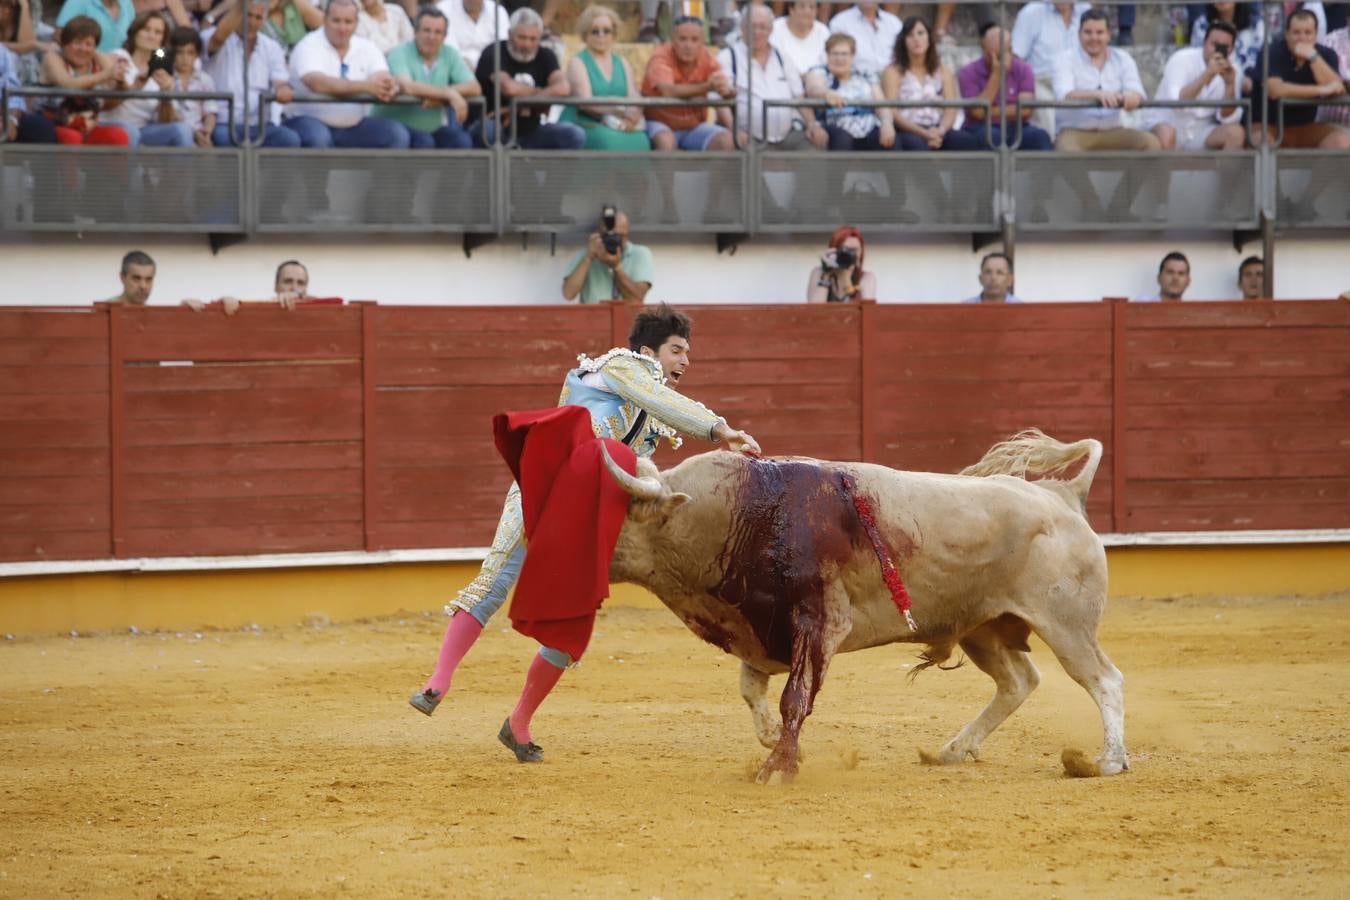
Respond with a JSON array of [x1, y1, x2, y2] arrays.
[[644, 336, 690, 385]]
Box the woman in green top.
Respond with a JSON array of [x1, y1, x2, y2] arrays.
[[261, 0, 321, 50], [560, 5, 650, 151]]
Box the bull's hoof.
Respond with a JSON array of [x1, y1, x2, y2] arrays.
[[755, 724, 783, 751], [754, 763, 797, 785], [917, 746, 974, 766], [1061, 748, 1101, 777]]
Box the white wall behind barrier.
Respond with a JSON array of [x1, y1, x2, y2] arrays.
[[1, 232, 1345, 308]]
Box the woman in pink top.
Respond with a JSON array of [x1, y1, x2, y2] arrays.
[[881, 16, 979, 151]]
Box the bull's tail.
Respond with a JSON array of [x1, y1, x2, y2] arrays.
[[960, 429, 1102, 508]]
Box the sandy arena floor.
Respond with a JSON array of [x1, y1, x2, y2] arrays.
[[2, 592, 1348, 898]]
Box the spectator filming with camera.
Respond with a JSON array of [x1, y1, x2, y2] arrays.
[[806, 224, 875, 302], [561, 206, 654, 304]]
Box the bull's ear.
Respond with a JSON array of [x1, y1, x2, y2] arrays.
[[665, 492, 692, 511]]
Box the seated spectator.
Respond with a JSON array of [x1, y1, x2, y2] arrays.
[[717, 3, 826, 149], [205, 0, 300, 147], [108, 250, 156, 304], [1318, 23, 1350, 126], [806, 32, 894, 150], [1259, 9, 1350, 148], [959, 23, 1053, 151], [1052, 10, 1160, 151], [882, 16, 979, 151], [37, 16, 132, 144], [964, 251, 1021, 303], [436, 0, 508, 71], [102, 12, 195, 146], [807, 224, 876, 302], [1149, 20, 1245, 151], [561, 207, 653, 303], [57, 0, 136, 52], [772, 0, 829, 75], [1237, 255, 1265, 300], [1011, 0, 1089, 130], [262, 0, 322, 52], [641, 15, 736, 151], [137, 0, 192, 28], [284, 0, 412, 149], [1264, 1, 1328, 42], [4, 43, 59, 142], [1135, 251, 1191, 302], [374, 7, 477, 148], [559, 4, 650, 151], [636, 0, 735, 47], [167, 26, 216, 147], [2, 0, 59, 85], [1190, 2, 1264, 92], [472, 8, 583, 148], [933, 1, 994, 48], [355, 0, 411, 54], [827, 1, 901, 76]]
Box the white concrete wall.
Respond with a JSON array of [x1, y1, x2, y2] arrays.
[[1, 231, 1345, 307]]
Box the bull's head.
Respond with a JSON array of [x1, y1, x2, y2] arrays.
[[599, 445, 694, 586], [598, 444, 691, 509]]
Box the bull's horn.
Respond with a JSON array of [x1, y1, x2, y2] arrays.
[[599, 444, 665, 501]]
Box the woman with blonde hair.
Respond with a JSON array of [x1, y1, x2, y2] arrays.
[[559, 5, 650, 150]]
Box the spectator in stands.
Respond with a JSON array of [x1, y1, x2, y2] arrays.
[[473, 8, 582, 147], [1052, 10, 1160, 151], [284, 0, 412, 149], [883, 16, 980, 151], [437, 0, 508, 71], [806, 32, 894, 150], [637, 0, 735, 47], [1012, 0, 1088, 118], [640, 15, 736, 151], [807, 224, 876, 302], [1191, 2, 1263, 91], [1264, 1, 1328, 42], [57, 0, 135, 52], [1136, 251, 1191, 302], [4, 44, 59, 142], [718, 3, 826, 149], [205, 0, 301, 147], [827, 0, 901, 76], [262, 0, 322, 52], [1318, 21, 1350, 126], [167, 26, 216, 147], [1237, 255, 1265, 299], [932, 2, 995, 48], [558, 4, 650, 150], [964, 251, 1021, 302], [37, 16, 132, 144], [375, 7, 477, 148], [1149, 19, 1245, 151], [109, 250, 156, 305], [561, 207, 653, 303], [959, 23, 1053, 150], [772, 0, 829, 75], [102, 12, 195, 146], [2, 0, 58, 85], [356, 0, 412, 54], [1259, 8, 1350, 148]]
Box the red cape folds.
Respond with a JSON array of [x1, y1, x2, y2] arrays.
[[493, 406, 638, 661]]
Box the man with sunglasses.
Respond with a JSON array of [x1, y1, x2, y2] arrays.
[[1149, 19, 1245, 150]]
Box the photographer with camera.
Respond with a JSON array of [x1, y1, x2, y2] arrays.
[[806, 224, 875, 303], [561, 206, 654, 304]]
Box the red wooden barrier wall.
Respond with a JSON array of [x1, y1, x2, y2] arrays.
[[1, 300, 1346, 562]]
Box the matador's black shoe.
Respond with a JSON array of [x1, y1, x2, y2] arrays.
[[498, 718, 544, 763], [409, 688, 442, 716]]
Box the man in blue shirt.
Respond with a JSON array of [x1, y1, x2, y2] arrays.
[[964, 251, 1023, 303]]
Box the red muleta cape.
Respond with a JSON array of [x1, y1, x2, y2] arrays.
[[493, 405, 639, 661]]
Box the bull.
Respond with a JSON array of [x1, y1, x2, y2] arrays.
[[599, 430, 1127, 783]]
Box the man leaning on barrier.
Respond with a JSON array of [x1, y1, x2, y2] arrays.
[[471, 7, 584, 149], [107, 250, 156, 306], [373, 6, 478, 149], [284, 0, 412, 149], [717, 3, 827, 150], [204, 0, 302, 147], [1148, 19, 1245, 151], [1257, 8, 1350, 150], [1052, 9, 1159, 152], [958, 23, 1053, 151], [640, 15, 736, 152]]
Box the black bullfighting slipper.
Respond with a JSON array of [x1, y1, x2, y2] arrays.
[[409, 688, 442, 716], [498, 718, 544, 763]]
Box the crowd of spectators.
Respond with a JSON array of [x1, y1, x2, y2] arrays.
[[5, 0, 1350, 153]]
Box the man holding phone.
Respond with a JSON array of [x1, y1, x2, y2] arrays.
[[561, 205, 654, 304], [1149, 19, 1246, 150]]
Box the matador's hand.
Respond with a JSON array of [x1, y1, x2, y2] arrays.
[[719, 426, 762, 458]]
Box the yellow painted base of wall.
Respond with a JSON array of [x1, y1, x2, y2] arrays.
[[2, 544, 1348, 636]]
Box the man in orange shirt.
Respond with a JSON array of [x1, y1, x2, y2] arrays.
[[640, 15, 737, 150]]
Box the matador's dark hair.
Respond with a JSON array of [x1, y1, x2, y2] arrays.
[[628, 303, 692, 353]]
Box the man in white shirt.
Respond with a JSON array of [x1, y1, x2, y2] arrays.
[[436, 0, 509, 70], [284, 0, 411, 147], [1149, 20, 1245, 150], [1052, 9, 1160, 150], [205, 0, 301, 147], [771, 0, 829, 75], [717, 4, 826, 149], [828, 1, 901, 76], [1012, 0, 1090, 76]]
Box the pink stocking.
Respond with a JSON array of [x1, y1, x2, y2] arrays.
[[508, 652, 566, 743], [423, 613, 483, 696]]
